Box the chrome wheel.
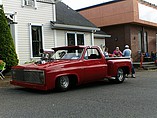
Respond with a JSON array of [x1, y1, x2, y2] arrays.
[[117, 68, 124, 81], [56, 76, 69, 91], [115, 68, 125, 83], [59, 76, 69, 89]]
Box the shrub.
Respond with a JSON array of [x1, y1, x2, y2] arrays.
[[0, 5, 18, 71]]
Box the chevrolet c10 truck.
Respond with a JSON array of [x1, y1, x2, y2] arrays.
[[11, 46, 132, 91]]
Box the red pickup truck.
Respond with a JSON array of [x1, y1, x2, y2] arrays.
[[11, 46, 132, 91]]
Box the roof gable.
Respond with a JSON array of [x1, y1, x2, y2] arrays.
[[55, 2, 97, 28]]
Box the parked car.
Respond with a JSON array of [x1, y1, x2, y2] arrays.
[[10, 46, 132, 91]]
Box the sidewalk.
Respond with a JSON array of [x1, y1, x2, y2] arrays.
[[0, 75, 11, 87]]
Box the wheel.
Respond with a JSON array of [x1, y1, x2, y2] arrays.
[[115, 68, 125, 83], [56, 76, 69, 91], [108, 68, 125, 83]]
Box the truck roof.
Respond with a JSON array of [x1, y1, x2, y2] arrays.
[[52, 45, 88, 51]]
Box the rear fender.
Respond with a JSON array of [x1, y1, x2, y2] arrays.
[[107, 60, 131, 76], [107, 61, 117, 76]]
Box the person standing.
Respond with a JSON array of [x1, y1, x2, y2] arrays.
[[113, 47, 122, 57], [104, 47, 109, 57], [123, 45, 135, 78]]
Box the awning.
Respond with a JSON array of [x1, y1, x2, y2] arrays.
[[50, 21, 100, 32], [94, 30, 111, 39]]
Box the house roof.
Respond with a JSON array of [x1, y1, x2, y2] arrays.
[[51, 2, 110, 37], [54, 2, 98, 29]]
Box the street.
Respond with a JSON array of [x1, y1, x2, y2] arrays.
[[0, 70, 157, 118]]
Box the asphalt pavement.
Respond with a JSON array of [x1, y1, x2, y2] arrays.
[[1, 69, 157, 118]]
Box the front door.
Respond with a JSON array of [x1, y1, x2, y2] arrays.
[[83, 48, 107, 83]]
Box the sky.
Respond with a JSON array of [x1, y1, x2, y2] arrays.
[[61, 0, 157, 10]]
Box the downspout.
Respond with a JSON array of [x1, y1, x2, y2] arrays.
[[54, 29, 57, 47], [52, 3, 57, 47], [156, 34, 157, 53], [52, 3, 56, 22], [91, 32, 94, 46], [13, 12, 19, 56]]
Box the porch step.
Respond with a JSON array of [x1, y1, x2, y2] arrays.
[[133, 62, 157, 70]]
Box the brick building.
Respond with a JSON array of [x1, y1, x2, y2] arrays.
[[78, 0, 157, 61]]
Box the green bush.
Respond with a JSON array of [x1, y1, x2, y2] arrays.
[[0, 5, 18, 71]]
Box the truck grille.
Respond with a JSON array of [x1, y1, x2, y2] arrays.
[[11, 69, 45, 84]]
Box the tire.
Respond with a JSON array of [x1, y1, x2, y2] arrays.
[[56, 76, 69, 92], [115, 68, 125, 83]]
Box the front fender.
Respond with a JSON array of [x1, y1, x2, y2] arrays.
[[46, 71, 80, 90]]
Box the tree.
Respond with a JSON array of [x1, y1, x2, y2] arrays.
[[0, 5, 18, 71]]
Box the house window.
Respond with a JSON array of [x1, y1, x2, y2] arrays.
[[31, 26, 43, 57], [67, 33, 75, 46], [84, 48, 101, 60], [77, 34, 84, 45], [22, 0, 37, 8], [67, 33, 84, 46]]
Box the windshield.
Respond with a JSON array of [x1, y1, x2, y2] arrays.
[[52, 48, 84, 60]]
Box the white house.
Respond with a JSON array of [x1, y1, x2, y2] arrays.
[[1, 0, 110, 64]]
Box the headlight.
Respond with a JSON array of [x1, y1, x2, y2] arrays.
[[11, 69, 16, 79], [39, 71, 45, 84]]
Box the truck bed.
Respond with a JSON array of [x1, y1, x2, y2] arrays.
[[105, 57, 131, 60]]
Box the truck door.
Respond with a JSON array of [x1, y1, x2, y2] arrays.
[[83, 48, 107, 82]]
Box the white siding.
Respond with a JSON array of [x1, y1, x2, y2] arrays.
[[94, 38, 105, 47], [3, 1, 55, 64], [3, 1, 96, 64], [84, 33, 92, 46], [56, 30, 66, 46]]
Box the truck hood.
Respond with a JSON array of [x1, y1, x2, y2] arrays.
[[12, 60, 80, 70]]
